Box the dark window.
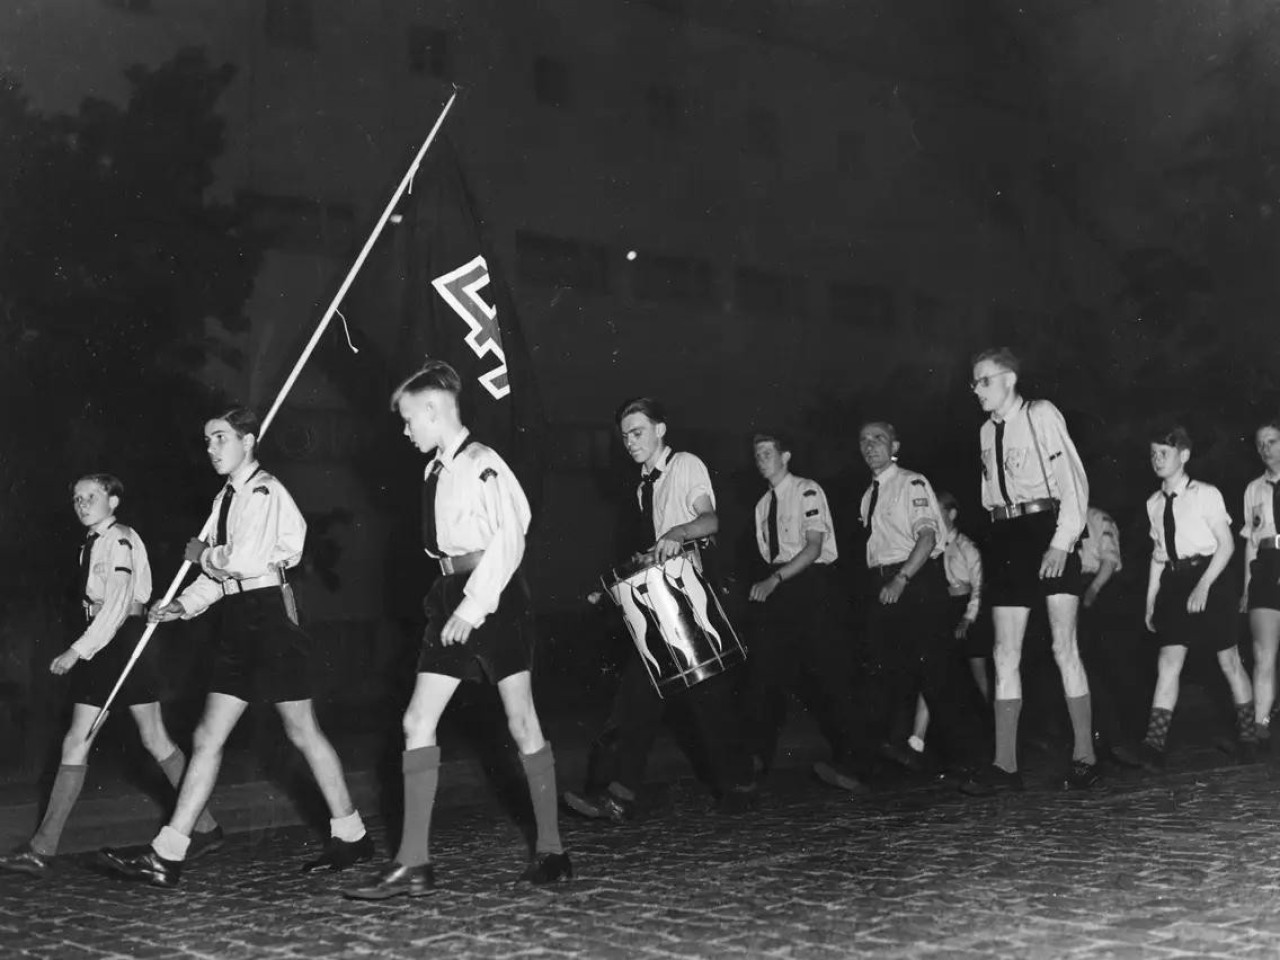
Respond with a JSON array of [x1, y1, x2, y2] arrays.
[[735, 267, 805, 319], [836, 131, 864, 176], [634, 254, 713, 305], [265, 0, 314, 49], [746, 107, 779, 158], [516, 232, 610, 293], [533, 57, 571, 108], [238, 192, 354, 255], [646, 84, 686, 134], [831, 283, 894, 328], [408, 25, 450, 79]]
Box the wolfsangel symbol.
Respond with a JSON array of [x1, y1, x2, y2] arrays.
[[431, 255, 510, 399]]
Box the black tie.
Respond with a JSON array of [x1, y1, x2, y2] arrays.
[[767, 490, 780, 561], [215, 484, 234, 547], [994, 420, 1013, 506], [421, 460, 443, 557], [640, 469, 662, 537], [79, 532, 100, 603], [1270, 480, 1280, 536], [866, 480, 880, 531], [1163, 492, 1179, 564]]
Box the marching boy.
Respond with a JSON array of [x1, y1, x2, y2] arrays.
[[1117, 426, 1256, 770], [344, 360, 570, 900], [0, 474, 221, 877]]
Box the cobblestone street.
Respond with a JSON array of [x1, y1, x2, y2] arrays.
[[4, 756, 1280, 959]]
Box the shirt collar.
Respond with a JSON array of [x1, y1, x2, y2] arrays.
[[872, 462, 900, 485], [228, 459, 261, 490], [990, 397, 1026, 426], [429, 427, 471, 475], [770, 472, 796, 495], [642, 446, 674, 478], [87, 517, 117, 537], [1162, 474, 1192, 497]]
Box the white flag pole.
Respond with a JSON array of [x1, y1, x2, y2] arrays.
[[89, 90, 460, 738]]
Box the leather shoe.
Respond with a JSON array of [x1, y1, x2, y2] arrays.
[[96, 845, 182, 888], [187, 826, 225, 861], [1062, 759, 1101, 790], [562, 789, 634, 823], [714, 785, 760, 815], [343, 862, 435, 900], [812, 760, 870, 794], [959, 763, 1024, 797], [0, 846, 50, 878], [301, 833, 374, 873], [519, 851, 573, 884], [877, 740, 924, 773]]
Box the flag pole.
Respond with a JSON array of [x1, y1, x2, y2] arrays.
[[88, 90, 460, 738]]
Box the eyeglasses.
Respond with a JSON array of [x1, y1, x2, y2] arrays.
[[969, 370, 1011, 390]]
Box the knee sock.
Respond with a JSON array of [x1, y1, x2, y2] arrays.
[[1143, 707, 1173, 751], [994, 698, 1021, 773], [29, 764, 87, 857], [157, 748, 219, 835], [395, 746, 440, 868], [1066, 694, 1096, 764], [1236, 700, 1258, 744], [519, 744, 564, 856]]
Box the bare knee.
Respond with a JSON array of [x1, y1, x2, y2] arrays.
[[191, 722, 228, 760], [402, 707, 438, 746]]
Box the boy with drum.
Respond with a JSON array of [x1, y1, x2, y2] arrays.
[[562, 398, 756, 822], [344, 360, 571, 899]]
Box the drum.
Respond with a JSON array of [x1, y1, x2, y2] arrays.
[[603, 552, 746, 698]]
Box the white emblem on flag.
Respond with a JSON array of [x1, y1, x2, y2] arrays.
[[431, 255, 510, 399]]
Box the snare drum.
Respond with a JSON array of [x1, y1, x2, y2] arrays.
[[604, 552, 746, 698]]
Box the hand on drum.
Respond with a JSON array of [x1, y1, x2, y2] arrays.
[[441, 613, 474, 645], [749, 576, 779, 603], [652, 536, 684, 562]]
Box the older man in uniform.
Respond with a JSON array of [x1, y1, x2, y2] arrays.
[[743, 432, 871, 791], [858, 421, 982, 775], [960, 348, 1097, 795], [563, 398, 756, 821]]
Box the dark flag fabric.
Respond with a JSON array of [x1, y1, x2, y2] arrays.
[[341, 134, 545, 504]]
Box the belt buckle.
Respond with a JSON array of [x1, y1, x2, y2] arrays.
[[440, 556, 455, 576]]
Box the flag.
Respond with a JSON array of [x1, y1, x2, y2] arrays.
[[341, 135, 545, 504]]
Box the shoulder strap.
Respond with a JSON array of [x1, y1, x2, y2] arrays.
[[1025, 400, 1054, 497]]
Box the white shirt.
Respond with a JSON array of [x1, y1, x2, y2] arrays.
[[1146, 476, 1230, 563], [638, 447, 715, 541], [178, 462, 306, 617], [942, 529, 983, 623], [980, 398, 1089, 553], [422, 428, 530, 627], [1079, 507, 1123, 575], [753, 473, 838, 566], [72, 519, 152, 661], [860, 463, 944, 567], [1240, 473, 1280, 547]]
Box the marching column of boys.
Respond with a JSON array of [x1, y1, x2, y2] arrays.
[[345, 359, 570, 900]]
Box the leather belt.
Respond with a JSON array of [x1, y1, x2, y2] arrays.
[[1166, 555, 1211, 573], [439, 551, 483, 576], [222, 572, 282, 596], [1257, 537, 1280, 552], [84, 600, 146, 621], [948, 585, 972, 598], [990, 498, 1057, 522]]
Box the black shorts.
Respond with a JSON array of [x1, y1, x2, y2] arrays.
[[209, 589, 316, 703], [1153, 560, 1239, 652], [417, 571, 534, 684], [1247, 551, 1280, 612], [985, 510, 1082, 607], [68, 617, 162, 708]]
